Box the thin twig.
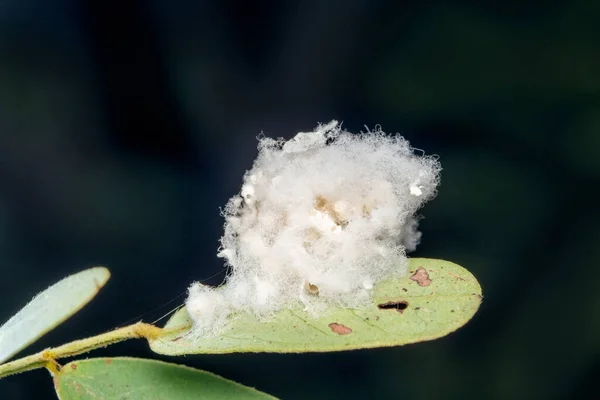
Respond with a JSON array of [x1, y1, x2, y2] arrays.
[[0, 322, 164, 379]]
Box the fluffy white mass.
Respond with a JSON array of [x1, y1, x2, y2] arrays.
[[186, 121, 441, 335]]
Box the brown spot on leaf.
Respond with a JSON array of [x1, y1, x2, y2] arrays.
[[105, 358, 112, 365], [410, 267, 431, 287], [402, 288, 408, 292], [70, 363, 77, 370], [378, 301, 409, 313], [328, 323, 352, 335]]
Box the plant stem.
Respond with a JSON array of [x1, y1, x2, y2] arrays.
[[0, 322, 163, 379]]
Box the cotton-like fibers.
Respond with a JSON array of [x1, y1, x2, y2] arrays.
[[186, 121, 441, 336]]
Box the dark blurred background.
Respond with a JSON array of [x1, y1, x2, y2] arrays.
[[1, 0, 599, 399]]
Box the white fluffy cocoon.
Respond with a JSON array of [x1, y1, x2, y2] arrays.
[[186, 121, 441, 336]]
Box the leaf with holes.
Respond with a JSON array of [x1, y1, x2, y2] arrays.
[[53, 357, 275, 399], [149, 258, 482, 354], [0, 267, 110, 364]]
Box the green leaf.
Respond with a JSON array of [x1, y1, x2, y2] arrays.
[[0, 267, 110, 364], [53, 357, 275, 399], [150, 258, 481, 354]]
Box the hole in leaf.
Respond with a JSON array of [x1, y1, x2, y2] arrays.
[[378, 301, 409, 313]]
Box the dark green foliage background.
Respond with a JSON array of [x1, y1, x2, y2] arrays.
[[0, 1, 598, 399]]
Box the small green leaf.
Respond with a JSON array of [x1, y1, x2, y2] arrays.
[[54, 357, 275, 400], [150, 258, 481, 354], [0, 267, 110, 364]]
